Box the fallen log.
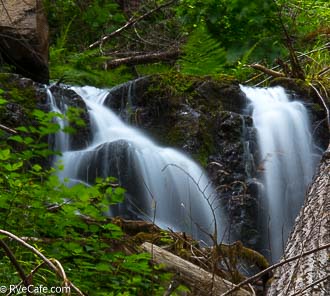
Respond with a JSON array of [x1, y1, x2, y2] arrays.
[[104, 50, 180, 68], [141, 242, 252, 296]]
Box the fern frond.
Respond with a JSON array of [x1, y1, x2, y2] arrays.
[[178, 26, 226, 75]]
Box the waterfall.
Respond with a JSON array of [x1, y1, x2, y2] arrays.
[[46, 88, 70, 152], [49, 85, 220, 242], [241, 85, 317, 261]]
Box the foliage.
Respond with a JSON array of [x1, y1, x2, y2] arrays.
[[49, 50, 135, 87], [178, 25, 226, 76], [43, 0, 125, 49], [28, 0, 330, 84], [273, 0, 330, 79], [44, 0, 135, 86], [176, 0, 284, 64], [0, 89, 170, 295]]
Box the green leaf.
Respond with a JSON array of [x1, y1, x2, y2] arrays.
[[4, 161, 23, 171], [16, 126, 29, 132], [9, 135, 24, 143], [0, 149, 10, 160], [32, 164, 42, 172], [0, 98, 7, 105]]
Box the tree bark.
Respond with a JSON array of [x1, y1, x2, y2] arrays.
[[141, 242, 252, 296], [266, 144, 330, 295]]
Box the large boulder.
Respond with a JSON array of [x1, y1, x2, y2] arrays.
[[0, 0, 49, 83]]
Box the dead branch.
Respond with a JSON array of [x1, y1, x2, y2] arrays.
[[0, 229, 85, 296], [104, 49, 180, 68], [0, 239, 31, 289], [0, 123, 17, 134], [318, 66, 330, 77], [7, 262, 47, 296], [141, 242, 252, 296], [220, 242, 330, 296], [249, 64, 285, 78], [309, 83, 330, 133], [245, 43, 330, 84], [89, 0, 177, 49]]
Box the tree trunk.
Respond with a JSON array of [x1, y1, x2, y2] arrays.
[[266, 144, 330, 295], [141, 242, 252, 296]]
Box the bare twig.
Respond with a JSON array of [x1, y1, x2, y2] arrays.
[[318, 66, 330, 77], [0, 123, 17, 134], [245, 43, 329, 85], [89, 0, 177, 49], [0, 239, 31, 289], [290, 275, 330, 296], [220, 243, 330, 296], [0, 229, 85, 296], [6, 262, 47, 296], [309, 83, 330, 132], [249, 64, 285, 78]]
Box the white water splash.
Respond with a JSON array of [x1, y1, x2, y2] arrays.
[[241, 85, 317, 261], [49, 85, 221, 241], [46, 88, 70, 152]]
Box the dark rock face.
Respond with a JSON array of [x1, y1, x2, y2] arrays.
[[0, 0, 49, 83], [74, 140, 146, 219]]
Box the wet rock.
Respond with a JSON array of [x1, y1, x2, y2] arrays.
[[195, 80, 247, 113], [74, 140, 146, 220], [48, 85, 91, 150], [0, 0, 49, 83]]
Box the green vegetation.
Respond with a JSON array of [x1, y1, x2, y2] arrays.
[[0, 88, 175, 295], [42, 0, 329, 86], [0, 0, 329, 294]]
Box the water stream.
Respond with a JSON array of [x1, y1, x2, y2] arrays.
[[241, 85, 317, 261], [48, 85, 220, 242]]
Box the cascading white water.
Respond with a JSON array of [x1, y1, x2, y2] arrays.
[[241, 85, 317, 261], [50, 85, 219, 241], [46, 88, 70, 152]]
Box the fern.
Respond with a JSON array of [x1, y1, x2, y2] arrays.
[[178, 26, 227, 75]]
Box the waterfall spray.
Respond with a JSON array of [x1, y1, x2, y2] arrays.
[[241, 85, 317, 261], [48, 85, 222, 242]]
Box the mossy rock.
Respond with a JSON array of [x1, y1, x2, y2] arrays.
[[0, 73, 47, 128]]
